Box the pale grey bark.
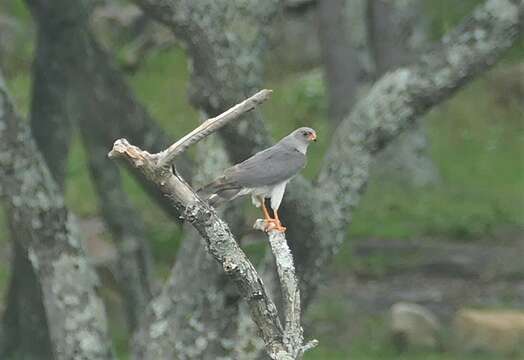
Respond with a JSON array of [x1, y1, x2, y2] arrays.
[[367, 0, 439, 187], [110, 91, 316, 359], [0, 72, 114, 360]]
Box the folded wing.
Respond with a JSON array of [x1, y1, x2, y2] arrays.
[[224, 144, 306, 188]]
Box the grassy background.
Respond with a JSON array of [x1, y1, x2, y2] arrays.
[[1, 0, 523, 358]]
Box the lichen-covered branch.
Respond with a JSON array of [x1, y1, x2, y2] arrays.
[[109, 92, 314, 359], [253, 220, 318, 359], [0, 72, 114, 359]]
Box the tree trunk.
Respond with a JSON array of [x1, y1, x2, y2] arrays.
[[0, 69, 115, 360], [317, 0, 439, 186], [317, 0, 361, 125], [1, 241, 53, 360], [367, 0, 439, 187], [1, 3, 76, 356]]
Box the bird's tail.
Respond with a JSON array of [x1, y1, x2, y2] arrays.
[[196, 179, 240, 207], [196, 181, 221, 206]]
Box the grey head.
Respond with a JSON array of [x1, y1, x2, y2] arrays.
[[279, 127, 317, 154]]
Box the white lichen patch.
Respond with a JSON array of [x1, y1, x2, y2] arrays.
[[28, 247, 39, 270], [52, 253, 98, 306], [31, 216, 43, 230], [486, 0, 519, 23], [151, 296, 171, 318], [78, 329, 104, 354], [150, 319, 169, 339]]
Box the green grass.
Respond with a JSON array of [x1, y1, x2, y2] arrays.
[[306, 347, 499, 360], [127, 47, 199, 138], [348, 77, 524, 241], [305, 299, 511, 360]]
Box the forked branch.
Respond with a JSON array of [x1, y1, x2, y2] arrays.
[[109, 90, 316, 359]]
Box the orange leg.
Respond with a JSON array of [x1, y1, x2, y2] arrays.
[[273, 209, 287, 233], [260, 197, 276, 226], [261, 198, 271, 220]]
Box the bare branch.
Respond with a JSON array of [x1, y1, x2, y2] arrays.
[[157, 89, 272, 167], [253, 220, 318, 358]]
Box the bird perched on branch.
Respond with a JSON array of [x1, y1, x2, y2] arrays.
[[198, 127, 317, 232]]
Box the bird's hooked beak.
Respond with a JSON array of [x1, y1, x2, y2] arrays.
[[308, 132, 317, 142]]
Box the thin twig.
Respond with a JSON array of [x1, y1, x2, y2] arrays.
[[156, 89, 272, 168]]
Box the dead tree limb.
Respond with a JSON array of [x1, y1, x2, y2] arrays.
[[0, 72, 114, 360], [109, 90, 316, 359]]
